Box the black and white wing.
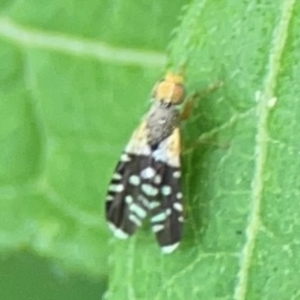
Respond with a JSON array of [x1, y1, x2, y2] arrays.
[[149, 128, 184, 253], [106, 124, 184, 253], [106, 121, 154, 238]]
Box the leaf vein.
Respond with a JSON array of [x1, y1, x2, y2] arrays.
[[0, 17, 166, 68], [233, 1, 296, 299], [155, 252, 238, 300]]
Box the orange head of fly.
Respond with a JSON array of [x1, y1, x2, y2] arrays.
[[152, 72, 185, 105]]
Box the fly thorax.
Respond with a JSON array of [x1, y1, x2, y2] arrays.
[[146, 102, 179, 146]]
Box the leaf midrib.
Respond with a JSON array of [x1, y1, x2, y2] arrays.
[[233, 0, 296, 299]]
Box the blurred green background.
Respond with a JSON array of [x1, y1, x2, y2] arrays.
[[0, 0, 188, 299], [1, 0, 300, 299]]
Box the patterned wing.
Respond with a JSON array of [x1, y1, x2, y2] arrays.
[[106, 121, 155, 238], [149, 128, 184, 253]]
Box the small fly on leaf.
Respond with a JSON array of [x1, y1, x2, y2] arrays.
[[106, 72, 198, 254]]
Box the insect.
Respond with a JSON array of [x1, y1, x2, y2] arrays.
[[106, 72, 190, 254]]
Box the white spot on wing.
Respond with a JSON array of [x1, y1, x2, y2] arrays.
[[129, 214, 142, 226], [161, 243, 179, 254], [112, 173, 122, 180], [149, 201, 160, 209], [125, 195, 133, 204], [121, 153, 131, 162], [129, 203, 147, 218], [108, 184, 124, 193], [142, 184, 158, 196], [138, 195, 151, 209], [161, 185, 172, 196], [129, 175, 141, 186], [152, 224, 164, 233], [176, 192, 183, 199], [141, 167, 156, 179], [165, 208, 172, 216], [154, 175, 162, 184], [173, 202, 183, 211], [108, 223, 129, 239], [106, 195, 114, 201], [173, 171, 181, 178], [151, 211, 167, 223]]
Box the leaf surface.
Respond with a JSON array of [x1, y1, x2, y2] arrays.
[[107, 1, 300, 300]]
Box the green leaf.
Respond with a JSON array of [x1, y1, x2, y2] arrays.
[[106, 1, 300, 300], [0, 0, 187, 290]]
